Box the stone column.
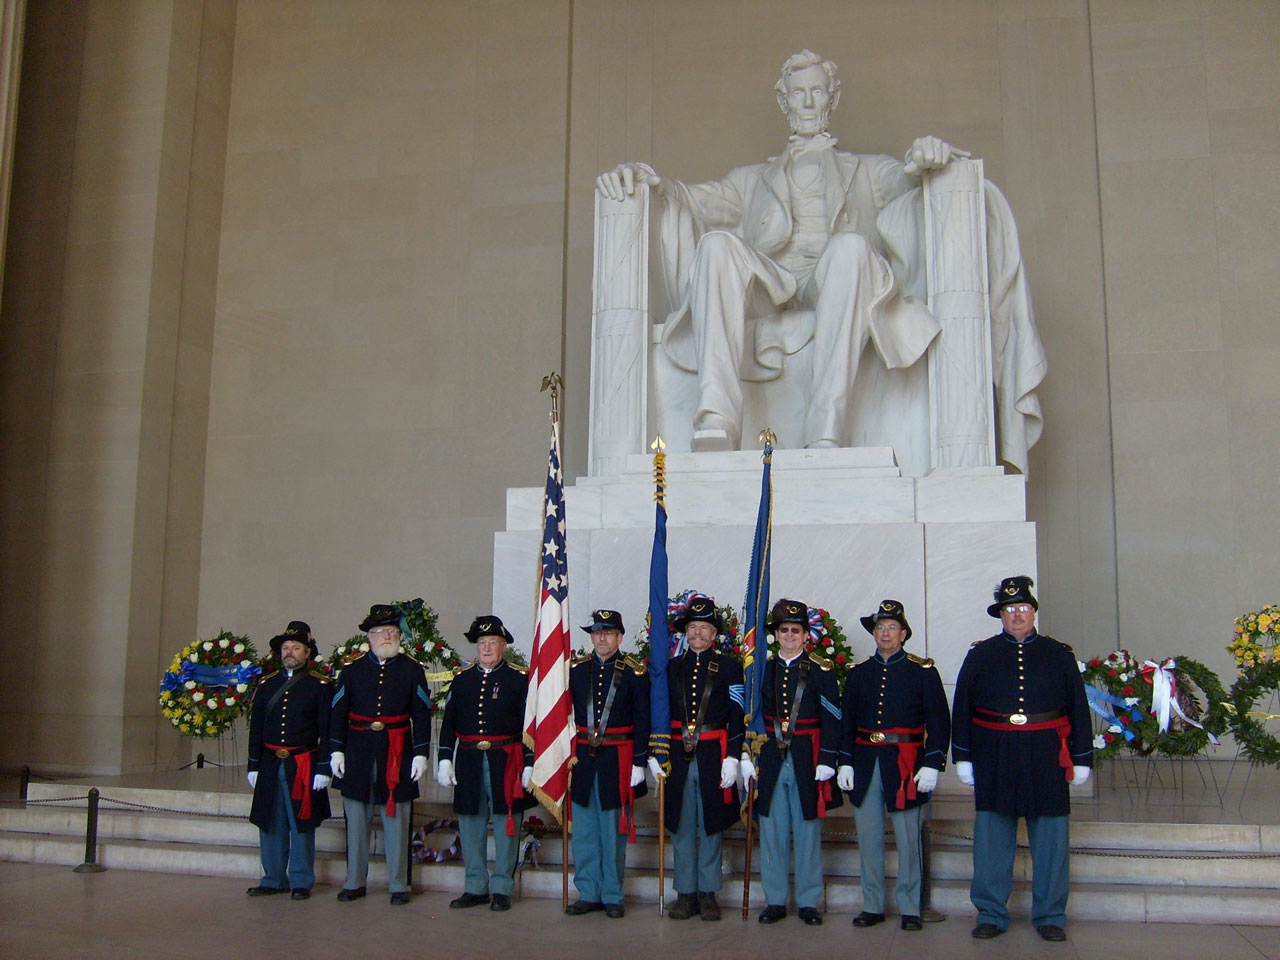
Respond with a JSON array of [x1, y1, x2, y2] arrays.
[[589, 183, 649, 476], [923, 158, 996, 470]]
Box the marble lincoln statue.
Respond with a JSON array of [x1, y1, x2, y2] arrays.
[[597, 49, 1044, 468]]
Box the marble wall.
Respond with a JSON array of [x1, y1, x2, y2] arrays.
[[0, 0, 1275, 773]]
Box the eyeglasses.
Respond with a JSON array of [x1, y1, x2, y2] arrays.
[[368, 627, 399, 637], [1002, 604, 1034, 614]]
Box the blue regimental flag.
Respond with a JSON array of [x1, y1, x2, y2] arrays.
[[647, 440, 671, 773], [741, 436, 775, 745]]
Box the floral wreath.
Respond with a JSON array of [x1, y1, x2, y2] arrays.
[[1228, 604, 1280, 669], [763, 607, 857, 684], [411, 818, 461, 863], [1227, 661, 1280, 767], [158, 631, 261, 739], [1081, 650, 1229, 762], [632, 590, 741, 661], [330, 598, 464, 711]]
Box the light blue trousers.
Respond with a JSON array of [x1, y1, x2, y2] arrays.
[[758, 754, 824, 909], [971, 810, 1070, 930], [571, 778, 628, 904], [259, 764, 315, 891], [851, 763, 923, 915], [672, 760, 722, 894], [457, 754, 519, 897]]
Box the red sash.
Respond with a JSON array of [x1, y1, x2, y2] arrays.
[[973, 712, 1073, 781], [574, 725, 638, 841], [266, 744, 314, 820], [671, 723, 732, 802], [457, 734, 526, 836], [855, 726, 925, 807], [350, 712, 410, 816]]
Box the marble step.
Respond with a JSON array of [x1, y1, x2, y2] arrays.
[[1, 828, 1275, 926], [5, 800, 1278, 891]]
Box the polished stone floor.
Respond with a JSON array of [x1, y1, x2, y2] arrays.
[[0, 860, 1277, 960]]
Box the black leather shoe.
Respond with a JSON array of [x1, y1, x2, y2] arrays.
[[336, 887, 366, 902], [390, 891, 410, 906], [900, 915, 923, 931], [566, 899, 604, 915], [852, 911, 885, 927], [449, 892, 490, 909], [758, 905, 787, 924], [604, 903, 625, 918], [667, 893, 699, 919], [1036, 925, 1066, 941], [290, 888, 310, 901], [246, 885, 286, 897], [797, 907, 823, 926], [490, 894, 511, 911], [697, 892, 721, 921], [972, 923, 1004, 939]]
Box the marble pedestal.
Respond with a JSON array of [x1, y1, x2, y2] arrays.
[[491, 447, 1036, 687]]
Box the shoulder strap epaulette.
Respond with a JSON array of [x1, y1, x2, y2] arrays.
[[505, 660, 529, 674], [250, 670, 279, 703], [1042, 634, 1073, 652], [308, 668, 333, 684], [570, 653, 592, 666], [906, 651, 936, 669], [452, 661, 476, 676], [807, 651, 833, 671], [624, 654, 647, 676], [343, 649, 367, 665]]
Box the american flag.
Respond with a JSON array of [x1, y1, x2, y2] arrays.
[[521, 410, 574, 818]]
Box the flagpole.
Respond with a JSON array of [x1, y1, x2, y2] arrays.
[[646, 435, 671, 915], [561, 774, 571, 912], [739, 428, 776, 922]]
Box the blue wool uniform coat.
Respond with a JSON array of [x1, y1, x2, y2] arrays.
[[838, 649, 950, 811], [755, 652, 842, 819], [951, 631, 1093, 818], [569, 653, 650, 808], [663, 648, 745, 835], [329, 652, 432, 806], [248, 668, 333, 831], [438, 660, 535, 816]]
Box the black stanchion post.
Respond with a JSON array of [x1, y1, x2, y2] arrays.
[[19, 765, 30, 802], [73, 788, 107, 873], [196, 753, 206, 769]]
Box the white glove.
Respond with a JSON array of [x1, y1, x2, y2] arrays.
[[648, 756, 666, 781], [311, 774, 331, 791], [836, 765, 854, 792], [719, 757, 739, 790], [1071, 765, 1092, 786], [630, 765, 645, 788], [410, 755, 428, 782], [246, 771, 258, 789], [436, 758, 457, 787], [814, 764, 835, 782], [913, 767, 939, 793], [522, 766, 534, 791], [330, 752, 345, 779], [739, 754, 756, 784], [956, 760, 975, 785]]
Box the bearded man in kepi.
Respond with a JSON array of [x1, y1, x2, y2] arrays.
[[329, 604, 432, 905], [564, 609, 650, 918], [437, 615, 534, 912], [246, 620, 332, 900], [742, 598, 841, 926], [654, 594, 745, 922], [952, 577, 1093, 943], [838, 600, 949, 931]]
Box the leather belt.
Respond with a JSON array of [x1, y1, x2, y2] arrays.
[[856, 728, 924, 744], [457, 734, 518, 751], [349, 713, 410, 732], [975, 707, 1064, 726]]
